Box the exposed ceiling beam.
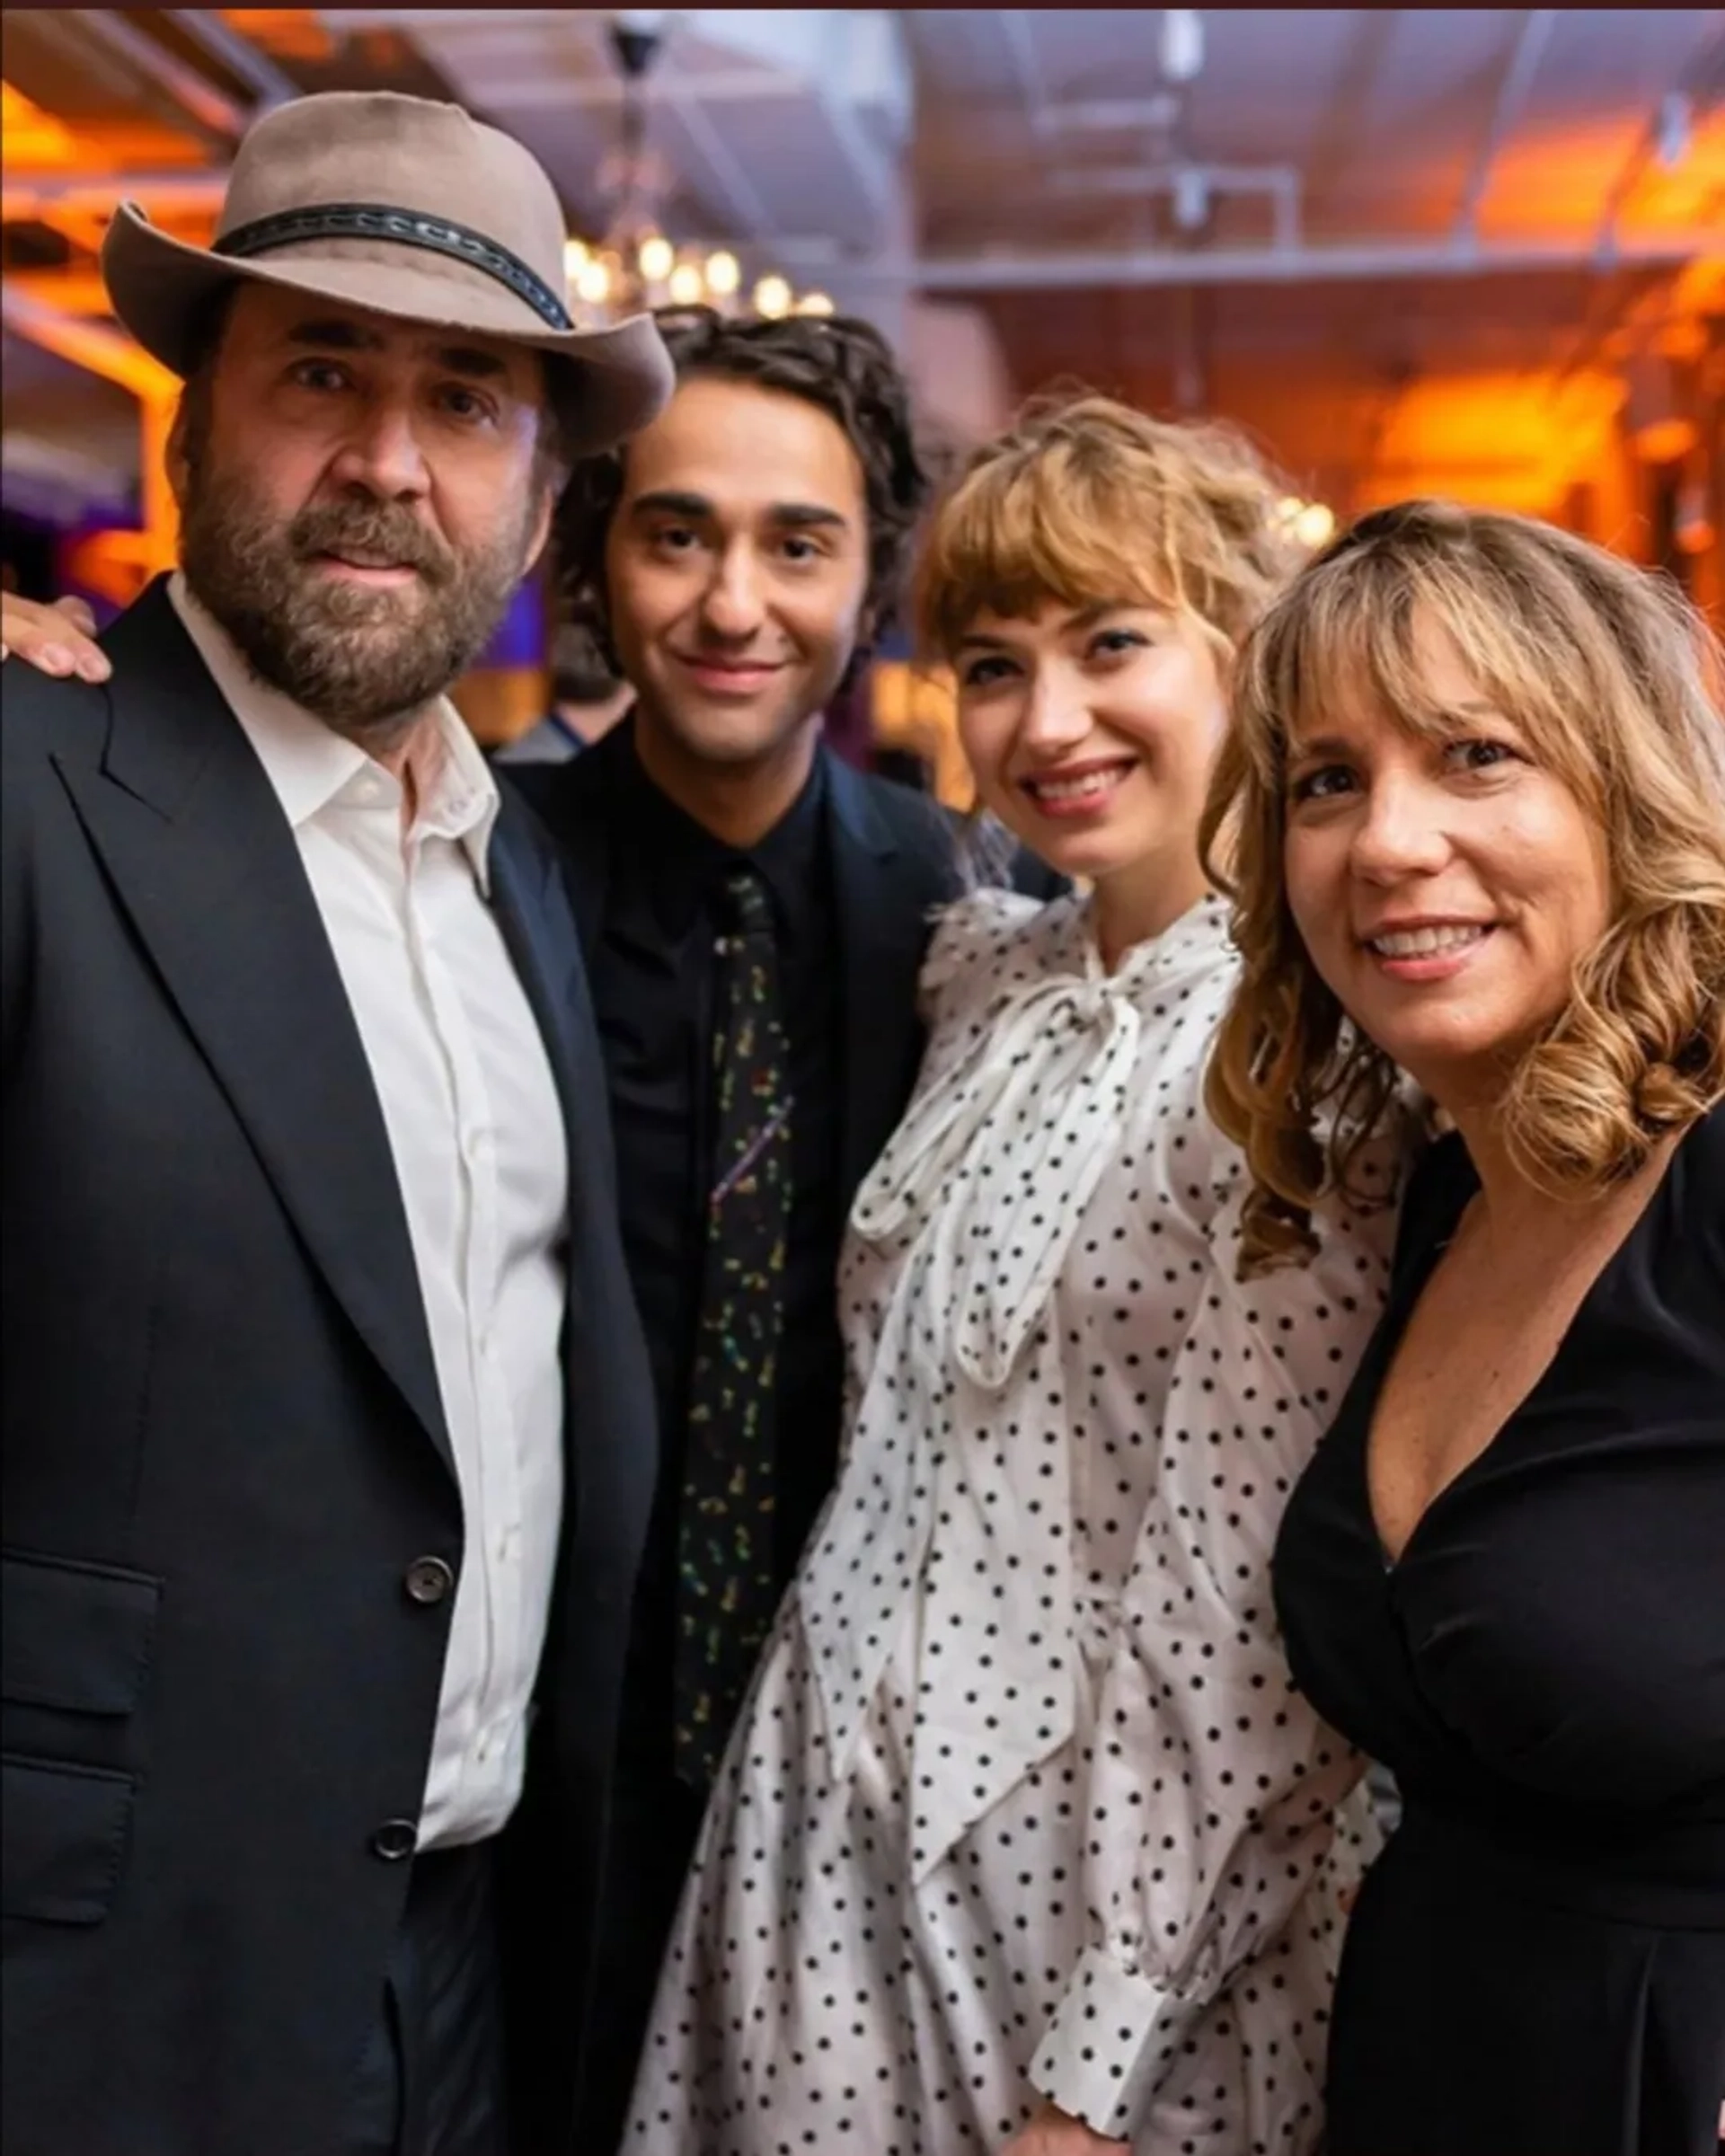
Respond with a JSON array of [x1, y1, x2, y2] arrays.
[[163, 9, 300, 110], [4, 270, 116, 316], [440, 67, 798, 112], [1452, 8, 1561, 243], [3, 175, 229, 219], [307, 6, 535, 24], [1032, 95, 1183, 135], [1000, 10, 1052, 137], [67, 8, 250, 146], [1048, 161, 1304, 249], [854, 233, 1723, 293], [0, 282, 178, 398], [812, 84, 899, 222], [661, 85, 774, 237], [1592, 19, 1725, 259]]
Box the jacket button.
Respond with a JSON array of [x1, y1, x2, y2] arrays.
[[404, 1556, 455, 1606], [371, 1819, 418, 1862]]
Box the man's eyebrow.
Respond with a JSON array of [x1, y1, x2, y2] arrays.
[[764, 502, 849, 531], [286, 318, 385, 353], [284, 320, 510, 379], [628, 490, 712, 520], [626, 490, 851, 532], [426, 345, 509, 381]]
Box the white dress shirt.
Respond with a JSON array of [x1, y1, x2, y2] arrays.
[[170, 575, 568, 1849]]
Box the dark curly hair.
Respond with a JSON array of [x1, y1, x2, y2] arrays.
[[553, 305, 931, 682]]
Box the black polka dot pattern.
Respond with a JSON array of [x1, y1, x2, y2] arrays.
[[620, 890, 1399, 2153]]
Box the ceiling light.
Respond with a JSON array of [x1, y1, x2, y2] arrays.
[[1294, 502, 1336, 550], [570, 22, 818, 324], [637, 233, 675, 283], [1160, 9, 1204, 85], [1278, 496, 1336, 550]]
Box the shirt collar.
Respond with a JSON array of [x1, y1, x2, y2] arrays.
[[167, 572, 500, 889], [612, 715, 828, 941]]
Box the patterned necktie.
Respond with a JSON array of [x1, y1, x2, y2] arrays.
[[674, 867, 795, 1790]]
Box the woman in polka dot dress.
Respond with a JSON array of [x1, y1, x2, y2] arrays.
[[621, 397, 1404, 2156]]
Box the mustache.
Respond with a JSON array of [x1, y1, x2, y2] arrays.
[[288, 503, 456, 586]]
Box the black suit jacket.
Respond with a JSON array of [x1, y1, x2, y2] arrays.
[[0, 585, 658, 2155]]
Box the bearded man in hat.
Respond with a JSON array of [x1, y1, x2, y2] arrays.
[[1, 91, 673, 2156]]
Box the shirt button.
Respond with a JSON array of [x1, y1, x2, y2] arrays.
[[370, 1818, 418, 1862], [403, 1555, 455, 1606]]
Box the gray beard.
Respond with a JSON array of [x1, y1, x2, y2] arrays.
[[179, 469, 535, 745]]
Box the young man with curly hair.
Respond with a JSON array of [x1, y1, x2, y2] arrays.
[[507, 306, 1057, 2143]]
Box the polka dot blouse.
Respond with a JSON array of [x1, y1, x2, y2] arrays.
[[622, 888, 1401, 2154]]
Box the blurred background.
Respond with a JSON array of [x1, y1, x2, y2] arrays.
[[3, 7, 1721, 790]]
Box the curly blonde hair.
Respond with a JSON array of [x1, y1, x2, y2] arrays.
[[914, 390, 1305, 664], [1201, 499, 1725, 1275]]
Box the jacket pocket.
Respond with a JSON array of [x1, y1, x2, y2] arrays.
[[1, 1550, 161, 1923], [1, 1754, 136, 1922], [2, 1549, 160, 1715]]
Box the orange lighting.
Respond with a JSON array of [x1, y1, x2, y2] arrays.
[[0, 113, 212, 185], [63, 530, 171, 612], [222, 10, 333, 62], [0, 83, 81, 169], [1623, 352, 1702, 467], [1, 288, 181, 574], [1629, 417, 1700, 464]]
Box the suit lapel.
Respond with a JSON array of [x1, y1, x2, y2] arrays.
[[486, 798, 606, 1195], [498, 718, 627, 962], [827, 755, 937, 1199], [491, 784, 668, 1560], [55, 586, 452, 1471]]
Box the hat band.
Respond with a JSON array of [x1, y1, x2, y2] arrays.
[[213, 202, 573, 331]]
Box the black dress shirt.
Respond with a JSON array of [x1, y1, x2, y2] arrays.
[[497, 717, 1066, 2150], [588, 733, 846, 1792]]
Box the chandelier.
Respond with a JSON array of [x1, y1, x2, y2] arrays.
[[565, 13, 832, 324]]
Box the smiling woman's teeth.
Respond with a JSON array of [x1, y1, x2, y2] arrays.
[[1370, 925, 1490, 957], [1031, 768, 1125, 803]]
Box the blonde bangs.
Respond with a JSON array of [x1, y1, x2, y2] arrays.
[[1241, 530, 1628, 823], [915, 393, 1303, 663], [916, 437, 1178, 655]]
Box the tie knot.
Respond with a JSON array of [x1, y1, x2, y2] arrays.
[[721, 867, 773, 940]]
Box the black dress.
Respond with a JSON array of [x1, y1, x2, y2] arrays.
[[1273, 1107, 1725, 2156]]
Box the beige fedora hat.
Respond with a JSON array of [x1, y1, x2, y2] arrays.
[[101, 90, 673, 457]]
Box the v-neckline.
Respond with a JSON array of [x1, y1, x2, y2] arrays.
[[1361, 1127, 1688, 1576]]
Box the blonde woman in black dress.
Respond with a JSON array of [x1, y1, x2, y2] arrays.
[[1204, 500, 1725, 2156]]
